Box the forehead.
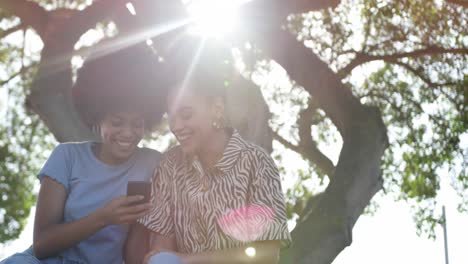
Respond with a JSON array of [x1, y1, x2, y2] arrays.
[[104, 111, 145, 120], [167, 87, 207, 112]]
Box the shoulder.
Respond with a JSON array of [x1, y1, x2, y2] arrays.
[[136, 147, 163, 162], [162, 145, 185, 164], [51, 141, 91, 157], [229, 130, 272, 160], [55, 141, 88, 149], [240, 139, 274, 162], [236, 140, 279, 177], [154, 145, 186, 175], [132, 147, 163, 174]]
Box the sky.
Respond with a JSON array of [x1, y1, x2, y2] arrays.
[[1, 1, 468, 263], [333, 188, 468, 264]]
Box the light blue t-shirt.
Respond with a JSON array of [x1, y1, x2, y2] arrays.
[[37, 142, 161, 264]]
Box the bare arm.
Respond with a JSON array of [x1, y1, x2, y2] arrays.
[[143, 231, 178, 263], [179, 241, 281, 264], [33, 176, 150, 259], [124, 223, 150, 264]]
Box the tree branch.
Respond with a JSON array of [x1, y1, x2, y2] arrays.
[[446, 0, 468, 8], [297, 99, 336, 177], [339, 46, 468, 76], [276, 0, 341, 15], [273, 131, 301, 153], [0, 0, 48, 36], [390, 60, 460, 108], [0, 23, 25, 39], [65, 0, 134, 39], [239, 0, 341, 31], [273, 130, 335, 177], [0, 64, 37, 87], [246, 22, 388, 264], [391, 60, 457, 88]]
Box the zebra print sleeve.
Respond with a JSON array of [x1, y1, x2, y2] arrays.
[[249, 148, 292, 248], [138, 154, 174, 236]]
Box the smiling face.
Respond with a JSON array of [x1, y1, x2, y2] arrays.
[[98, 111, 145, 165], [167, 87, 224, 155]]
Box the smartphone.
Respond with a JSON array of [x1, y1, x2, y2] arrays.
[[127, 181, 152, 204]]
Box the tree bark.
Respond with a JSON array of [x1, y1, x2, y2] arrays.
[[250, 26, 388, 264], [225, 76, 273, 152], [339, 46, 468, 77], [12, 1, 139, 142], [26, 41, 95, 142], [0, 0, 48, 35], [446, 0, 468, 8]]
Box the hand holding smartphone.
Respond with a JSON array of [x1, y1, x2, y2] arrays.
[[127, 181, 151, 205]]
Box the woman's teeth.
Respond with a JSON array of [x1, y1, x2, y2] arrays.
[[116, 141, 132, 148], [178, 134, 191, 141]]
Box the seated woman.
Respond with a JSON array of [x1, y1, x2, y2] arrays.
[[134, 38, 291, 264], [1, 43, 166, 264]]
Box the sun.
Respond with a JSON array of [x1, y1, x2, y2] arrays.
[[185, 0, 246, 37]]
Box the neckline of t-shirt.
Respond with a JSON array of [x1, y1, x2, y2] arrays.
[[86, 141, 138, 169]]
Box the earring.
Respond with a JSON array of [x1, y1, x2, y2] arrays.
[[212, 118, 224, 129], [212, 120, 220, 129]]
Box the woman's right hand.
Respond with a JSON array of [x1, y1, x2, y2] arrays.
[[34, 178, 153, 259], [98, 195, 152, 226], [143, 249, 175, 264]]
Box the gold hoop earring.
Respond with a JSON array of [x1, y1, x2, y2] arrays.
[[212, 118, 225, 129]]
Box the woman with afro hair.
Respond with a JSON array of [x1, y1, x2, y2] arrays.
[[1, 43, 167, 264]]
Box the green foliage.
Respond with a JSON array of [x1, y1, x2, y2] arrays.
[[30, 0, 91, 10], [359, 64, 466, 237], [260, 0, 467, 238], [0, 19, 55, 243], [0, 83, 54, 243], [0, 0, 120, 243]]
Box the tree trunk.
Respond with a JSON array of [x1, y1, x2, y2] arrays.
[[253, 28, 389, 264], [26, 40, 95, 142], [225, 77, 273, 152], [280, 107, 387, 263]]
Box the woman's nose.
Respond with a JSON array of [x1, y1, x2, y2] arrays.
[[121, 124, 136, 137], [169, 117, 183, 133]]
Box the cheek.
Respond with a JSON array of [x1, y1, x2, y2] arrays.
[[192, 115, 213, 133], [134, 127, 145, 139], [195, 107, 215, 128], [99, 127, 111, 141]]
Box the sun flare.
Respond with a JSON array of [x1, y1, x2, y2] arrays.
[[185, 0, 246, 37]]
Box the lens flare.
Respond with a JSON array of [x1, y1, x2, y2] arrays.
[[217, 204, 275, 242], [245, 247, 256, 257], [186, 0, 247, 37]]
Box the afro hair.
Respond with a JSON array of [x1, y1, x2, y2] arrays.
[[72, 42, 167, 132]]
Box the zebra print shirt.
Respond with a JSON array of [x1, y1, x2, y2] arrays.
[[139, 130, 291, 253]]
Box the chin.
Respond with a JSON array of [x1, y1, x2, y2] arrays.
[[114, 147, 136, 160], [111, 153, 131, 163], [180, 143, 197, 155]]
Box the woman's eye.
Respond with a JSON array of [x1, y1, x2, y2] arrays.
[[111, 120, 123, 127], [180, 111, 192, 120], [133, 120, 144, 128]]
